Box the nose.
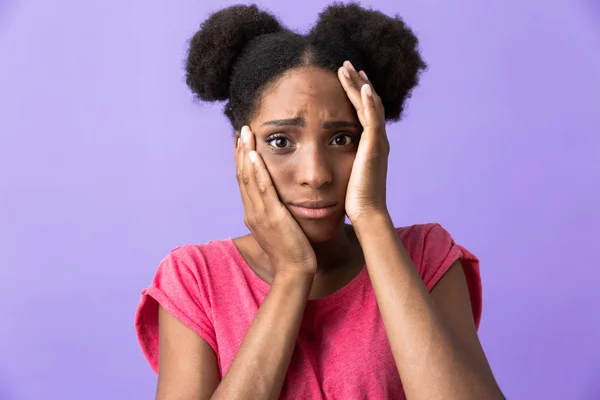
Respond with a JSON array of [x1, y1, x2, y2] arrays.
[[296, 144, 333, 189]]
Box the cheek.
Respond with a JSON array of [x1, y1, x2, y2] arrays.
[[260, 153, 291, 192], [260, 148, 356, 192], [336, 154, 356, 185]]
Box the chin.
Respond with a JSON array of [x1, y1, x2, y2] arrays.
[[298, 217, 345, 243]]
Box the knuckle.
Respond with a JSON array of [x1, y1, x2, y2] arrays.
[[242, 174, 250, 185], [245, 214, 257, 228], [257, 181, 269, 194]]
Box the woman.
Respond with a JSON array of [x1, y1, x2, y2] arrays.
[[135, 3, 504, 399]]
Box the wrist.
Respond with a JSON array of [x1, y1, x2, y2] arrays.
[[272, 269, 315, 289], [351, 210, 393, 235]]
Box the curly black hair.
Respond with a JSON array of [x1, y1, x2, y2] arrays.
[[185, 2, 427, 131]]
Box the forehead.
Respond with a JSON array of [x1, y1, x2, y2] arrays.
[[253, 66, 356, 124]]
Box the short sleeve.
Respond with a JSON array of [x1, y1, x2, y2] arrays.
[[134, 248, 217, 374], [420, 224, 482, 329]]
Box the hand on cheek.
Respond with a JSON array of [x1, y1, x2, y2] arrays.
[[235, 125, 317, 275], [337, 61, 390, 224]]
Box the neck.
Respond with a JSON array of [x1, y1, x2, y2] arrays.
[[241, 222, 364, 284], [310, 223, 363, 275]]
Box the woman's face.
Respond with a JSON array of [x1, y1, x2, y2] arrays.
[[245, 66, 361, 243]]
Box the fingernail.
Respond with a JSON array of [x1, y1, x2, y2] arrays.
[[363, 84, 372, 97], [237, 137, 241, 147], [346, 61, 356, 71], [241, 126, 248, 143], [248, 151, 257, 163], [341, 67, 350, 79], [359, 70, 368, 81]]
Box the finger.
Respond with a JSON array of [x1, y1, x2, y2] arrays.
[[346, 62, 382, 103], [337, 65, 365, 124], [359, 70, 369, 82], [343, 60, 363, 85], [240, 126, 284, 214], [341, 60, 383, 103], [247, 150, 282, 212], [235, 131, 243, 180], [361, 83, 380, 130], [243, 124, 256, 152], [241, 125, 262, 208], [357, 71, 381, 106], [235, 127, 253, 209], [360, 84, 389, 155], [234, 132, 241, 151], [337, 61, 385, 129], [234, 134, 242, 168]]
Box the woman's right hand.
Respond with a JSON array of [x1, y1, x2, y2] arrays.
[[235, 125, 317, 277]]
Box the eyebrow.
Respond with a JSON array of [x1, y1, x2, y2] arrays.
[[260, 117, 358, 130], [261, 118, 305, 127], [322, 120, 359, 130]]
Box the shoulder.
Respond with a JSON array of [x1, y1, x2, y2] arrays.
[[394, 223, 480, 292], [157, 239, 240, 278], [137, 239, 242, 337], [135, 239, 238, 373], [395, 223, 482, 327], [394, 222, 451, 239], [394, 223, 456, 260]]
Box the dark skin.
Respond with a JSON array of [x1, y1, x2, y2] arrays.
[[156, 64, 504, 399], [232, 66, 366, 299]]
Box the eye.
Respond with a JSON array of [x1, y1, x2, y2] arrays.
[[265, 134, 292, 149], [330, 133, 360, 146]]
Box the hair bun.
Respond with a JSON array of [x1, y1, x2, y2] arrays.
[[310, 3, 427, 120], [185, 5, 284, 101]]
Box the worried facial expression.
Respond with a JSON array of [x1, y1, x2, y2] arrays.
[[245, 66, 361, 242]]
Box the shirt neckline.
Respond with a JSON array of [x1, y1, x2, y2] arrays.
[[224, 238, 369, 311]]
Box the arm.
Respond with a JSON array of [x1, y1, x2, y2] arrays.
[[156, 305, 220, 400], [354, 213, 504, 400], [336, 61, 502, 398], [156, 270, 313, 400], [156, 122, 320, 399]]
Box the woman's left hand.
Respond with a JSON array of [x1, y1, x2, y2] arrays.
[[338, 61, 390, 224]]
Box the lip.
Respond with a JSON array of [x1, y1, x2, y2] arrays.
[[288, 200, 338, 219]]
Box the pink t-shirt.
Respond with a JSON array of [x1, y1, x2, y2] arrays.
[[135, 223, 482, 399]]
